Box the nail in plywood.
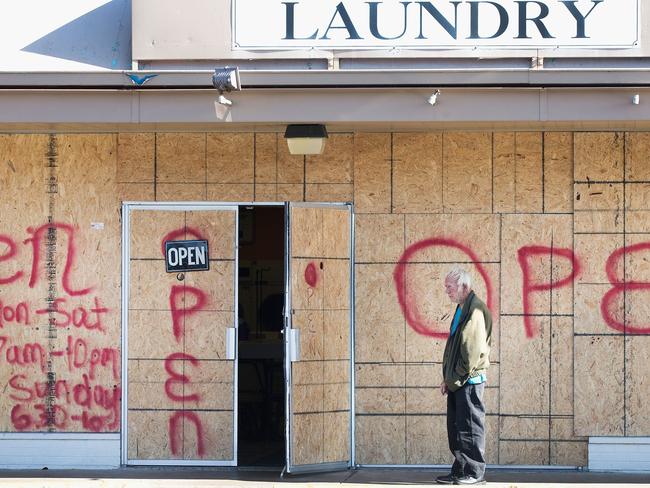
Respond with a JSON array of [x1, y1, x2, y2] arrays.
[[574, 132, 624, 182], [117, 133, 155, 183], [625, 336, 650, 436], [500, 316, 550, 416], [442, 132, 492, 213], [493, 132, 516, 213], [156, 133, 206, 183], [543, 132, 573, 213], [574, 183, 623, 234], [392, 133, 443, 213], [355, 415, 406, 464], [405, 416, 449, 464], [514, 132, 543, 213], [355, 214, 405, 263], [625, 183, 650, 233], [353, 133, 391, 213], [254, 133, 277, 184], [625, 132, 650, 181], [157, 184, 206, 201], [574, 335, 624, 436], [206, 133, 254, 184], [306, 134, 353, 184]]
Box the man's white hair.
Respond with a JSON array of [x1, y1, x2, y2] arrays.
[[446, 267, 472, 290]]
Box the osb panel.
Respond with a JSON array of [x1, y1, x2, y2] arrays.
[[294, 310, 324, 361], [117, 133, 155, 183], [324, 360, 349, 384], [291, 258, 324, 311], [117, 183, 155, 202], [324, 411, 350, 462], [500, 417, 549, 440], [323, 260, 350, 310], [291, 206, 323, 257], [254, 133, 277, 184], [292, 384, 324, 414], [625, 336, 650, 436], [405, 214, 500, 262], [322, 208, 350, 259], [324, 310, 350, 360], [206, 184, 253, 201], [128, 310, 180, 358], [574, 132, 624, 182], [574, 234, 623, 284], [355, 264, 405, 363], [501, 214, 573, 315], [574, 183, 623, 233], [277, 184, 304, 201], [574, 284, 620, 335], [493, 132, 516, 213], [550, 441, 588, 467], [277, 138, 304, 184], [543, 132, 573, 213], [353, 133, 391, 213], [324, 383, 349, 411], [129, 260, 185, 310], [500, 316, 549, 416], [355, 415, 406, 464], [405, 364, 438, 388], [392, 133, 443, 213], [514, 132, 543, 213], [625, 132, 650, 181], [129, 210, 184, 260], [183, 410, 233, 460], [183, 311, 232, 360], [184, 263, 236, 312], [405, 415, 449, 464], [574, 335, 624, 436], [127, 360, 177, 410], [499, 441, 549, 465], [625, 183, 650, 233], [404, 319, 446, 365], [185, 210, 236, 260], [355, 364, 406, 387], [442, 132, 492, 213], [305, 134, 353, 184], [254, 184, 279, 202], [355, 214, 405, 263], [356, 388, 405, 415], [292, 361, 322, 386], [156, 184, 206, 201], [128, 410, 175, 459], [550, 317, 574, 415], [206, 133, 253, 184], [156, 133, 205, 183], [405, 387, 440, 415], [292, 413, 324, 465], [305, 184, 353, 202]]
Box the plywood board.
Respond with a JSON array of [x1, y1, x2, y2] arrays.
[[442, 132, 492, 213], [277, 184, 304, 201], [277, 138, 304, 184], [156, 133, 205, 184], [183, 410, 233, 460], [324, 382, 349, 412], [305, 183, 353, 202], [574, 234, 623, 285], [625, 183, 650, 233], [157, 183, 206, 201], [625, 336, 650, 436], [355, 214, 404, 263], [324, 310, 350, 360], [324, 411, 349, 462], [117, 133, 155, 183], [392, 133, 443, 213], [574, 335, 624, 436], [206, 184, 253, 201], [306, 134, 353, 184], [292, 413, 324, 465], [355, 415, 406, 464], [574, 132, 624, 182], [543, 132, 573, 213], [206, 133, 253, 184], [405, 415, 449, 464], [353, 133, 391, 213], [130, 210, 185, 259], [405, 387, 439, 415], [550, 316, 574, 416], [254, 184, 278, 202], [356, 388, 405, 415], [291, 258, 324, 311], [625, 132, 650, 182], [500, 417, 549, 440], [322, 208, 350, 259], [294, 310, 324, 361], [574, 283, 619, 335], [117, 183, 155, 202], [574, 183, 623, 233], [254, 133, 277, 184], [185, 210, 236, 260], [355, 364, 406, 388], [291, 206, 323, 257], [128, 410, 175, 459], [323, 260, 350, 310], [499, 441, 549, 465], [550, 441, 587, 466], [183, 311, 232, 360], [293, 384, 324, 414], [324, 360, 349, 384], [514, 132, 543, 213], [492, 132, 516, 213]]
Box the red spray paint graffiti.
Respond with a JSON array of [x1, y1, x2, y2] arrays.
[[393, 237, 494, 339], [304, 262, 319, 288], [165, 353, 201, 403], [169, 411, 206, 457], [517, 246, 581, 338], [0, 235, 23, 285], [169, 285, 208, 342]]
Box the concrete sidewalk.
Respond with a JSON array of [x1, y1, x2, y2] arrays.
[[0, 468, 648, 487]]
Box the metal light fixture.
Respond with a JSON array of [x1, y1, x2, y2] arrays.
[[212, 67, 241, 106], [284, 124, 328, 155]]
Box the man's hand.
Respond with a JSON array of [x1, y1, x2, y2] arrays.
[[439, 381, 448, 396]]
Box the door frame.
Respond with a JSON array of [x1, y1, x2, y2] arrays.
[[283, 202, 356, 474], [120, 201, 240, 466]]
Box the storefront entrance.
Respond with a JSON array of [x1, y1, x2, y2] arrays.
[[121, 202, 353, 472]]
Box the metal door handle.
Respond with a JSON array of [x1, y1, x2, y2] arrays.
[[226, 327, 236, 360], [289, 328, 300, 362]]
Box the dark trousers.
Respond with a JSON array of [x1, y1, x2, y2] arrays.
[[447, 382, 486, 479]]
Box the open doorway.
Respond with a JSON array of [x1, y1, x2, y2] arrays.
[[237, 205, 286, 467]]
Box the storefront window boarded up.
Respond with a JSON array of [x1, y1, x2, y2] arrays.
[[126, 209, 236, 461], [289, 205, 351, 466]]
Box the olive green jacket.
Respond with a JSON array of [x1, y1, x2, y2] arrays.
[[442, 291, 492, 392]]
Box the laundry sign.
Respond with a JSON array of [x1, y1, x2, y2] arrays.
[[232, 0, 639, 50], [165, 240, 210, 273]]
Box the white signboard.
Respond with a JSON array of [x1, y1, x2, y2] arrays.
[[233, 0, 639, 50]]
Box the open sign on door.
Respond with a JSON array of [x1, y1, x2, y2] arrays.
[[165, 240, 210, 273]]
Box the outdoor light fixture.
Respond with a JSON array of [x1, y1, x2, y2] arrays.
[[284, 124, 328, 155], [427, 89, 441, 106], [633, 94, 640, 105], [212, 66, 241, 106]]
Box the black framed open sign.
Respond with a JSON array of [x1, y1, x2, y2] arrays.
[[165, 240, 210, 273]]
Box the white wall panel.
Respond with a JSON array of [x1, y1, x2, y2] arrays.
[[589, 437, 650, 472]]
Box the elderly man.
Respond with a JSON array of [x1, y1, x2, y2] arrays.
[[436, 267, 492, 485]]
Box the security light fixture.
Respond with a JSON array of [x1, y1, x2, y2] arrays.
[[213, 67, 241, 106], [284, 124, 328, 155], [427, 90, 441, 106], [633, 94, 640, 105]]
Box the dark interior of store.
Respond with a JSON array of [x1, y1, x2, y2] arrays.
[[237, 205, 286, 467]]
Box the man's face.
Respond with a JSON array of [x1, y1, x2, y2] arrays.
[[445, 276, 465, 304]]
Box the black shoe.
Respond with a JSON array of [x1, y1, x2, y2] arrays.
[[454, 475, 486, 485], [435, 473, 458, 484]]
